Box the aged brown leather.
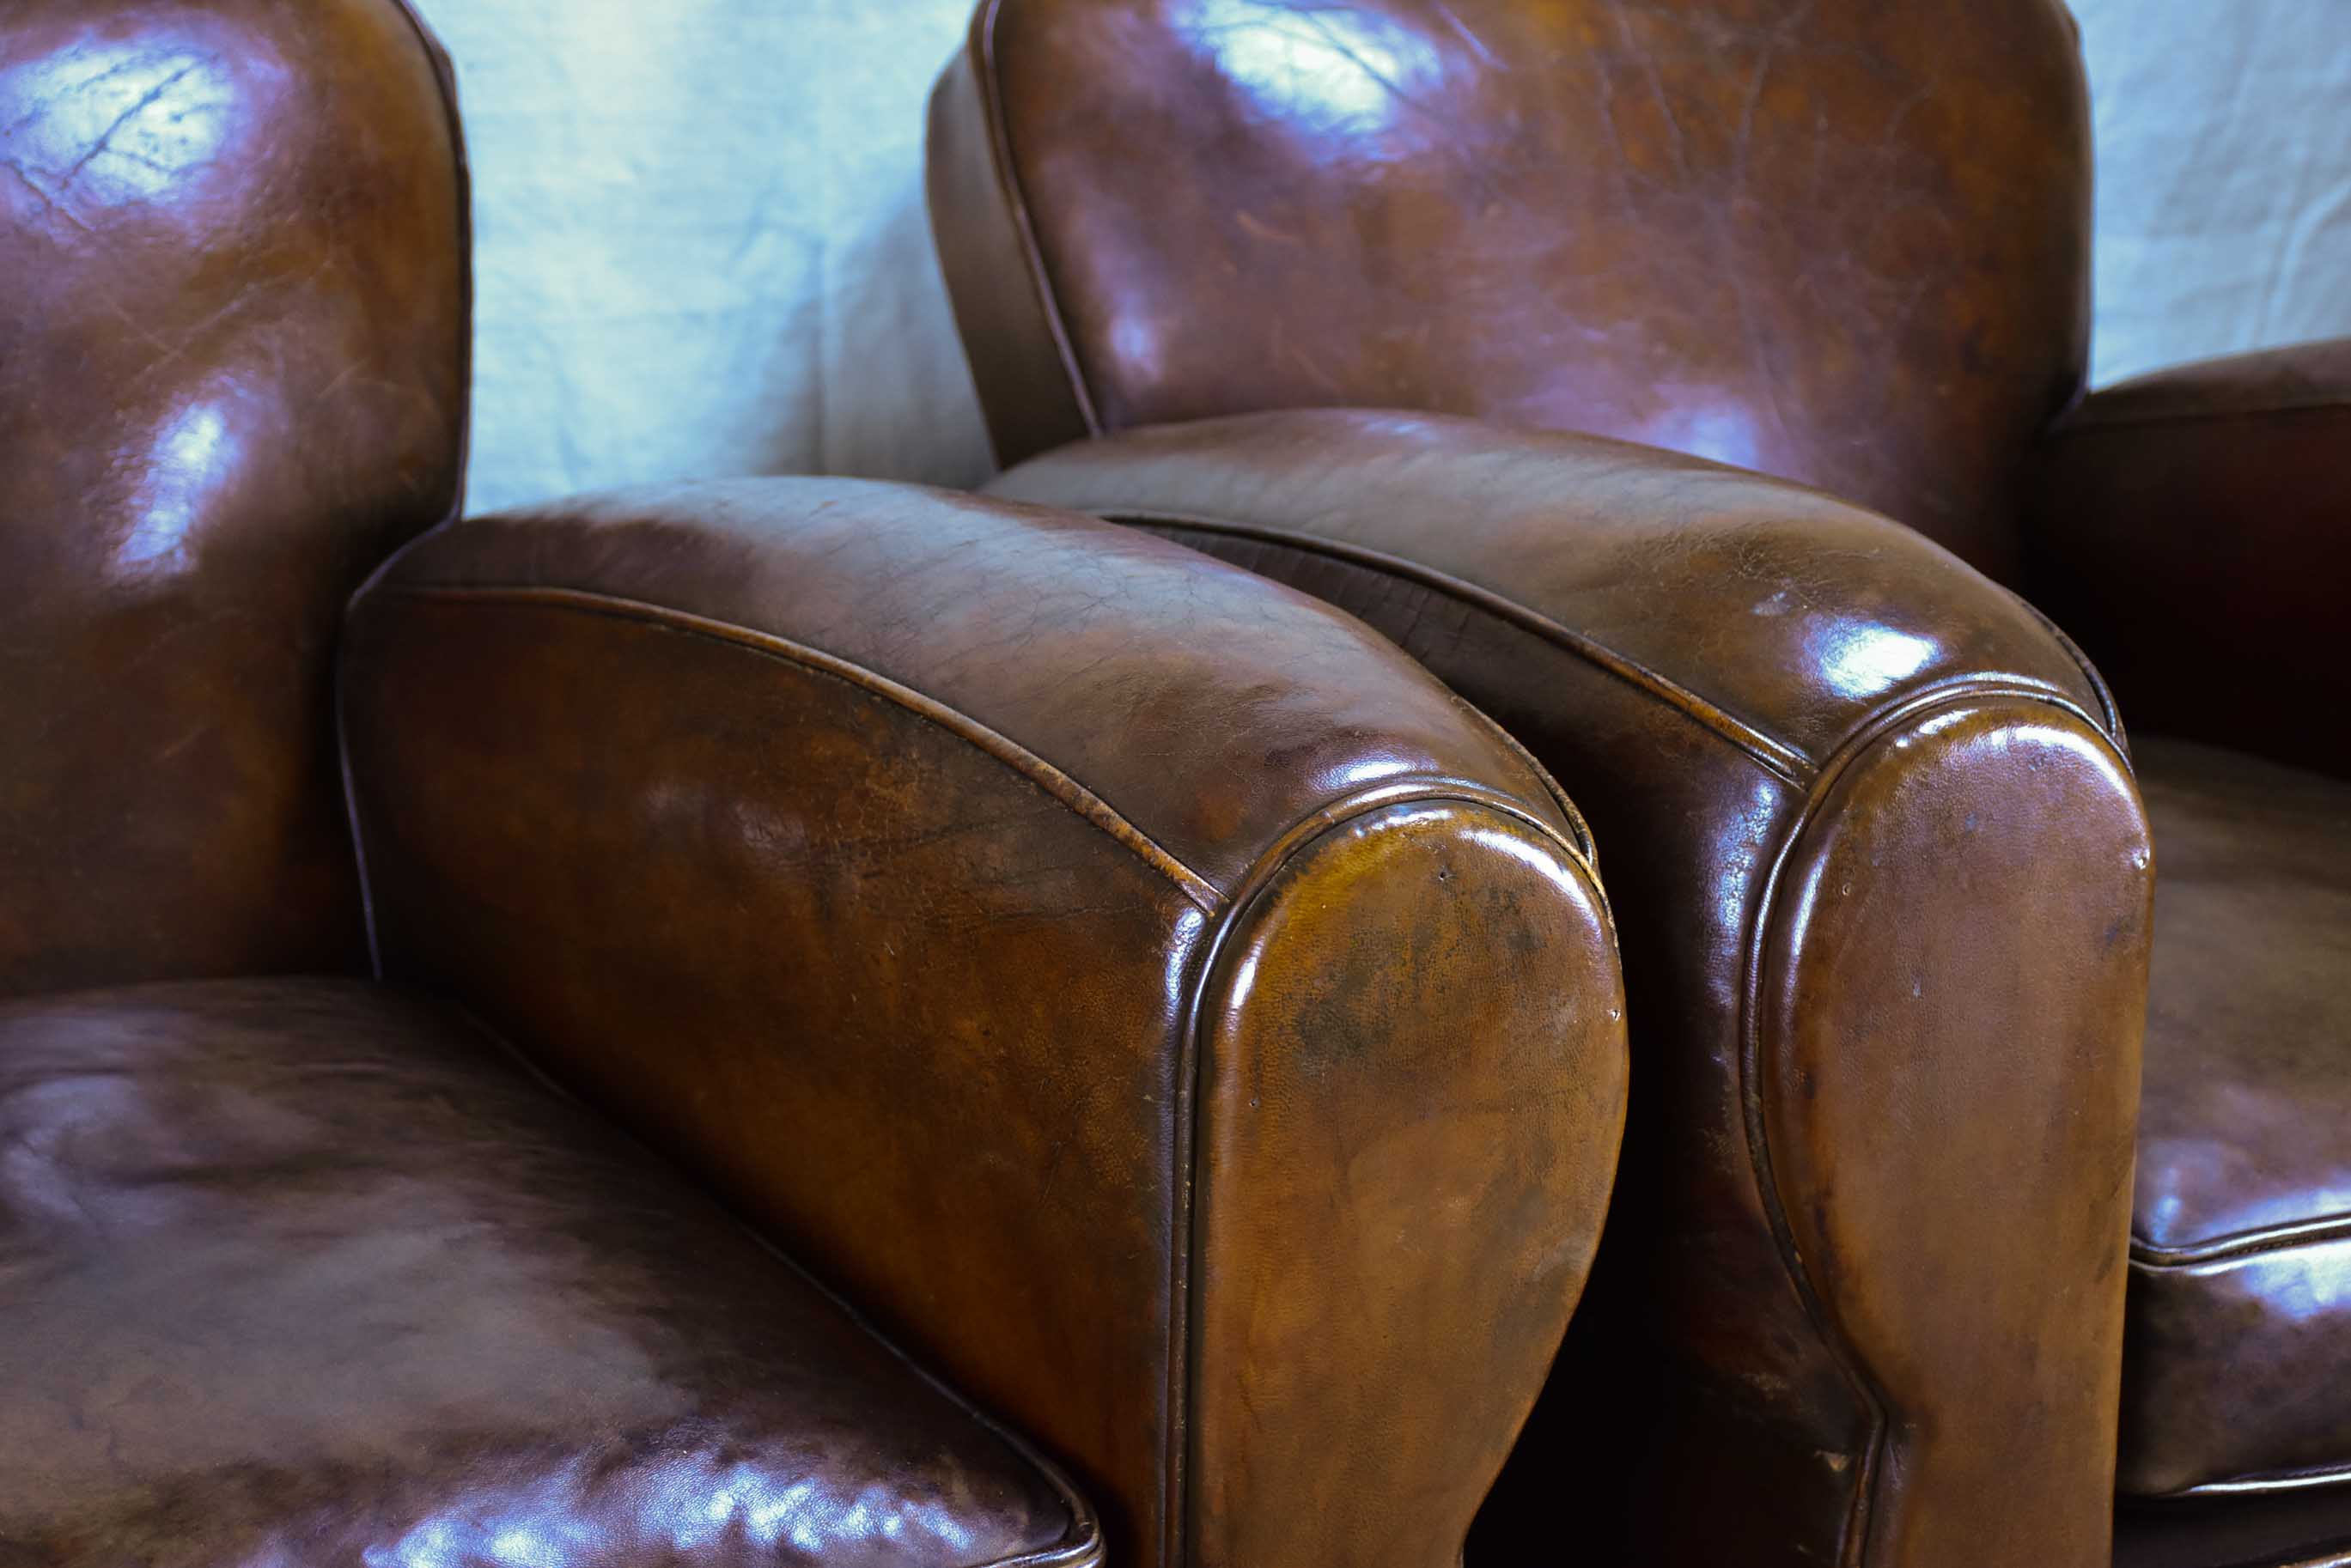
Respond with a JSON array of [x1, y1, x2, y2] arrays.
[[2121, 738, 2351, 1499], [930, 3, 2351, 1559], [338, 476, 1631, 1568], [984, 412, 2154, 1568], [0, 978, 1094, 1568], [2025, 340, 2351, 782], [2117, 1489, 2351, 1568], [928, 0, 2092, 579], [6, 5, 1636, 1566], [0, 0, 467, 998]]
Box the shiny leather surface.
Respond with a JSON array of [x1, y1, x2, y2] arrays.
[[2025, 339, 2351, 782], [340, 477, 1630, 1568], [0, 0, 468, 997], [929, 0, 2092, 574], [0, 978, 1093, 1568], [2117, 1488, 2351, 1568], [2121, 738, 2351, 1498], [985, 410, 2154, 1568]]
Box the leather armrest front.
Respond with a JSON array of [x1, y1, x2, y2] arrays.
[[989, 412, 2155, 1568], [2025, 338, 2351, 779], [336, 476, 1627, 1568]]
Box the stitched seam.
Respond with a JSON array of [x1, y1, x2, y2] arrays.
[[367, 584, 1224, 914], [2007, 587, 2123, 740], [1105, 510, 1818, 784], [2147, 1461, 2351, 1499], [342, 0, 474, 982], [2132, 1210, 2351, 1269], [973, 0, 1105, 439], [1441, 687, 1604, 873]]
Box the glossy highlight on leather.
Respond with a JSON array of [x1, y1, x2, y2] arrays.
[[931, 0, 2092, 574], [341, 477, 1630, 1568], [0, 0, 468, 998], [981, 413, 2156, 1568]]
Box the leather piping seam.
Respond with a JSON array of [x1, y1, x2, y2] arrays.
[[2143, 1461, 2351, 1501], [1092, 508, 1815, 784], [1107, 509, 2117, 788], [1442, 689, 1602, 872], [2065, 393, 2351, 431], [1176, 781, 1611, 1565], [362, 583, 1223, 914], [2007, 586, 2124, 741], [442, 1000, 1108, 1568], [2131, 1210, 2351, 1270], [971, 0, 1105, 438], [341, 0, 473, 982], [1740, 682, 2134, 1568]]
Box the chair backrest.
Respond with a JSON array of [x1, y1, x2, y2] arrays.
[[929, 0, 2092, 576], [0, 0, 469, 999]]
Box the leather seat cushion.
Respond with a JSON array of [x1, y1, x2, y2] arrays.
[[0, 979, 1092, 1567], [2121, 737, 2351, 1498]]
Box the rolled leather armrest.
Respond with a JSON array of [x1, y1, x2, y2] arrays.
[[989, 412, 2156, 1568], [2025, 338, 2351, 779], [335, 476, 1628, 1568]]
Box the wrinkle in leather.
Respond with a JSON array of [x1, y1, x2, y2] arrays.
[[0, 979, 1087, 1568]]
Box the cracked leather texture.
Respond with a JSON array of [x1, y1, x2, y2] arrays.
[[0, 0, 467, 998]]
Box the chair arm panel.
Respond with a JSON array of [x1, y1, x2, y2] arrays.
[[338, 477, 1628, 1568], [2025, 338, 2351, 779], [989, 412, 2154, 1568]]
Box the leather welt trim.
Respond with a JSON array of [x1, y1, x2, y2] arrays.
[[2131, 1210, 2351, 1270], [2140, 1460, 2351, 1502], [971, 0, 1104, 437], [1104, 511, 1817, 786], [368, 584, 1223, 914], [2005, 587, 2124, 742], [1739, 683, 2134, 1568]]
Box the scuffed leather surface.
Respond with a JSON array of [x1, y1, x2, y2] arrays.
[[0, 0, 467, 997], [344, 477, 1626, 1568], [984, 411, 2153, 1568], [2026, 339, 2351, 781], [932, 0, 2091, 572], [375, 473, 1582, 891], [0, 978, 1091, 1568], [984, 410, 2112, 765], [2121, 737, 2351, 1498]]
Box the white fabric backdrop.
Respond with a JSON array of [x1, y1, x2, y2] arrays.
[[417, 0, 2351, 514]]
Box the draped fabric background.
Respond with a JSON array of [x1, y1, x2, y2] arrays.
[[419, 0, 2351, 514]]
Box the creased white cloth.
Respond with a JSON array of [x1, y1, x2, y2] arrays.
[[417, 0, 2351, 514]]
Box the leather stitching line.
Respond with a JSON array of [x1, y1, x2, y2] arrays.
[[2131, 1210, 2351, 1270], [342, 0, 474, 983], [973, 0, 1105, 441], [1102, 510, 1818, 784], [365, 584, 1225, 915]]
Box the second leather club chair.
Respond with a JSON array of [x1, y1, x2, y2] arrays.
[[929, 2, 2351, 1565]]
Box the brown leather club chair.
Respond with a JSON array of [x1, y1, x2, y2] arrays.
[[0, 3, 1632, 1565], [929, 2, 2349, 1564]]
